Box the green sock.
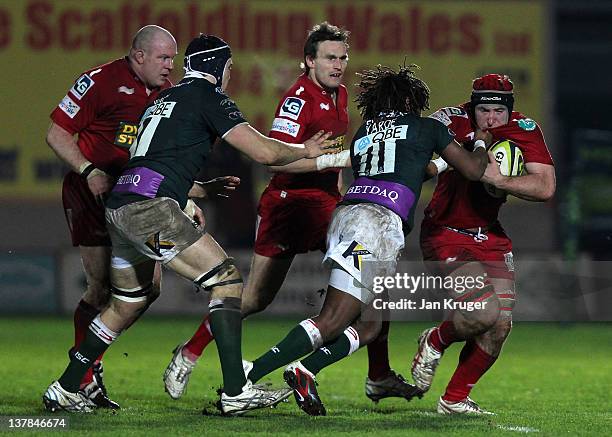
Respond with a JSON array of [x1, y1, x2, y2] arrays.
[[248, 324, 314, 383], [301, 334, 353, 375], [58, 330, 110, 392], [208, 306, 246, 396]]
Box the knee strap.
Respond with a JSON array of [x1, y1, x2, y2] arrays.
[[194, 258, 243, 292], [111, 283, 152, 302]]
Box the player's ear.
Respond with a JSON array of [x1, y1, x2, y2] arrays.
[[305, 55, 316, 69], [133, 49, 146, 65]]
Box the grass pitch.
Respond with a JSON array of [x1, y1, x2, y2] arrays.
[[0, 318, 609, 436]]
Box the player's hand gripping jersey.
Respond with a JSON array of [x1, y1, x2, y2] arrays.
[[51, 58, 171, 176], [342, 112, 454, 232], [425, 103, 554, 229]]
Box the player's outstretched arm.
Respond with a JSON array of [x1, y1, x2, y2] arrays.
[[223, 124, 332, 166], [439, 139, 488, 181], [481, 159, 556, 201], [269, 150, 351, 173]]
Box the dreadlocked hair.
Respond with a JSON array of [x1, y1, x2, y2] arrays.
[[355, 63, 430, 121]]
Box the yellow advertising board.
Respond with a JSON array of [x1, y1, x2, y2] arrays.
[[0, 0, 548, 199]]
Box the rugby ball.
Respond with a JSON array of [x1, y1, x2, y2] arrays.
[[483, 139, 525, 198]]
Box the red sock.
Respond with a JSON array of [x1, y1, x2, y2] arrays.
[[367, 321, 391, 381], [442, 343, 496, 402], [428, 320, 457, 352], [183, 315, 214, 360], [73, 299, 99, 387]]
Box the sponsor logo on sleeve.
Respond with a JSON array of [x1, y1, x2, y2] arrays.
[[295, 86, 304, 96], [270, 117, 301, 138], [70, 74, 94, 100], [429, 109, 452, 126], [58, 95, 81, 118], [517, 118, 536, 131], [228, 110, 244, 120], [279, 97, 305, 120], [114, 122, 138, 148], [442, 107, 468, 118]]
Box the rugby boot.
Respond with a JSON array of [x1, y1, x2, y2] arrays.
[[365, 369, 423, 403], [411, 327, 442, 393], [437, 396, 495, 415], [43, 381, 94, 413], [283, 361, 326, 416], [218, 380, 292, 416], [163, 343, 197, 399], [84, 362, 120, 409]]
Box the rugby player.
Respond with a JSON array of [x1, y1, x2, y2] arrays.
[[42, 34, 332, 415], [45, 25, 177, 409], [240, 64, 490, 416], [409, 74, 555, 414]]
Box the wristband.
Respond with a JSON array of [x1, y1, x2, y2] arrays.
[[79, 162, 96, 179], [431, 157, 448, 174], [473, 139, 486, 151], [316, 150, 350, 171]]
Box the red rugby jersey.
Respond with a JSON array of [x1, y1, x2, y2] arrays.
[[424, 102, 554, 228], [50, 57, 171, 176], [267, 73, 349, 194]]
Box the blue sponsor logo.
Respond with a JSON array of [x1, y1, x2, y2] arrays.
[[279, 97, 305, 120], [356, 136, 371, 151], [71, 74, 94, 99], [518, 118, 536, 131]]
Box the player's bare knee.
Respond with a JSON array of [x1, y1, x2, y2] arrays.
[[241, 292, 273, 318], [494, 318, 512, 343], [83, 285, 111, 310], [195, 258, 244, 300], [478, 318, 512, 356]]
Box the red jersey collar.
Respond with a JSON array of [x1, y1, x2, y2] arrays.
[[297, 73, 343, 101]]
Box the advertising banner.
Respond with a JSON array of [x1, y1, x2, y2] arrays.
[[0, 0, 547, 199]]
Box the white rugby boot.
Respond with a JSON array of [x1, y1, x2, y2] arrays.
[[411, 327, 442, 393], [437, 396, 494, 415], [218, 380, 292, 416], [43, 381, 95, 413], [163, 343, 197, 399]]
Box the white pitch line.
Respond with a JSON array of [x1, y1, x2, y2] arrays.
[[497, 425, 540, 433]]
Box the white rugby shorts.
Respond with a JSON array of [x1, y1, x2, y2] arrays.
[[323, 203, 405, 303]]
